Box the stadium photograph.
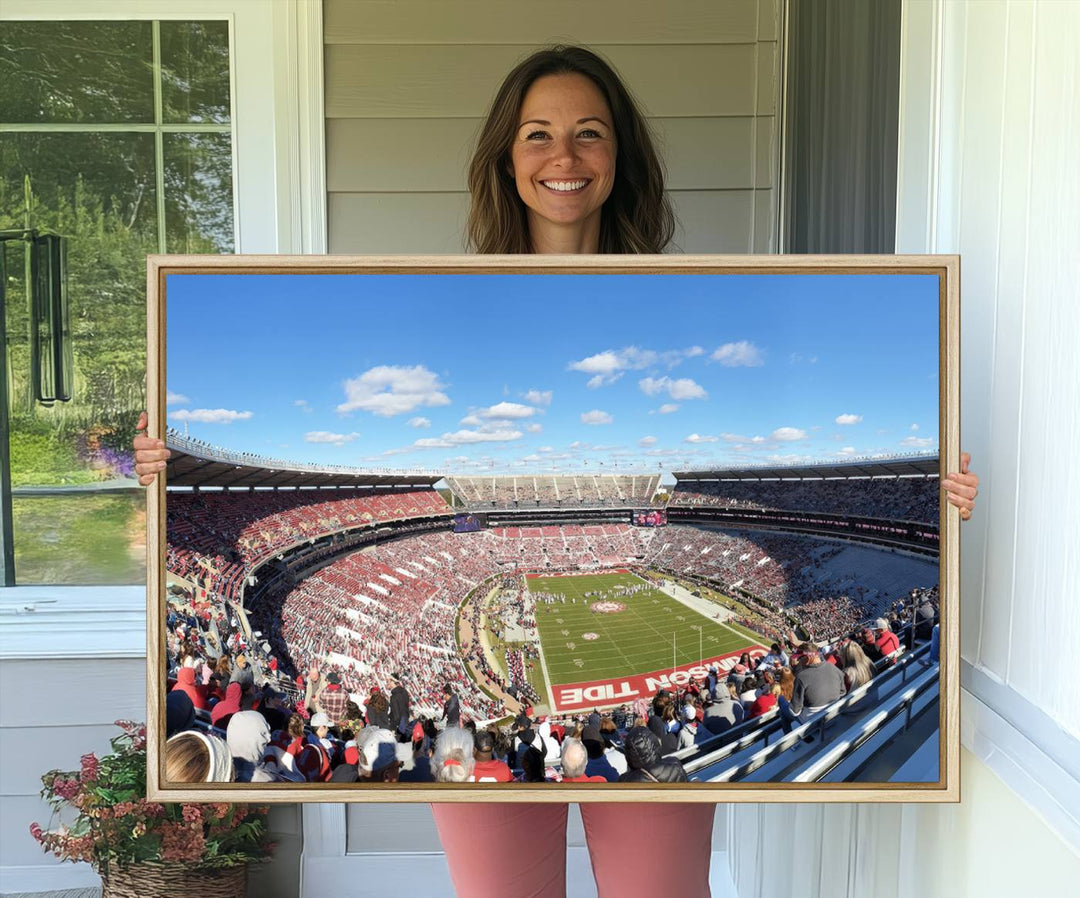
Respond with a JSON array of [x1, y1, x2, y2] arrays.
[[154, 265, 948, 794]]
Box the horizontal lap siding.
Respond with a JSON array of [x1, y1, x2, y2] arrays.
[[324, 1, 781, 854], [324, 0, 780, 254], [0, 659, 146, 870], [324, 1, 761, 45]]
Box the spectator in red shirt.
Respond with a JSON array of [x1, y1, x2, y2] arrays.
[[874, 618, 901, 658], [749, 684, 781, 718], [171, 662, 209, 710], [210, 681, 242, 728], [470, 730, 513, 782]]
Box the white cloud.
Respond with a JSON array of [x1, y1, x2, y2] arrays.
[[911, 423, 920, 431], [538, 446, 554, 453], [835, 413, 863, 425], [838, 446, 856, 456], [767, 453, 815, 464], [459, 414, 483, 426], [304, 431, 359, 446], [586, 373, 620, 389], [771, 427, 808, 441], [711, 340, 764, 367], [166, 391, 189, 405], [658, 403, 680, 414], [644, 447, 699, 457], [638, 376, 707, 401], [568, 345, 710, 387], [337, 365, 450, 417], [408, 417, 431, 428], [413, 427, 523, 449], [170, 408, 253, 424], [522, 389, 553, 407], [477, 401, 537, 419], [580, 410, 613, 425], [900, 435, 935, 448], [525, 422, 543, 433], [639, 435, 658, 447], [685, 433, 719, 443]]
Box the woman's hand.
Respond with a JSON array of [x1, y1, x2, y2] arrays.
[[133, 411, 170, 486], [942, 452, 979, 521]]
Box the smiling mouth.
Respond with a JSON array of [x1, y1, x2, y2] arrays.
[[540, 179, 590, 193]]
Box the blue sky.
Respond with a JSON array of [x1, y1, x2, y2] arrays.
[[165, 273, 940, 474]]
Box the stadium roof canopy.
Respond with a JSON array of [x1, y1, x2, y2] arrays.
[[673, 454, 939, 482], [164, 432, 442, 489]]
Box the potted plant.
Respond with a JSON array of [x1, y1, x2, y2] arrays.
[[31, 720, 273, 897]]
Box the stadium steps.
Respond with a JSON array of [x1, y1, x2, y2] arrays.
[[844, 695, 940, 783], [683, 645, 935, 783]]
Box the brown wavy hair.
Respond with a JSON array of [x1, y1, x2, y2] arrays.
[[467, 45, 675, 254]]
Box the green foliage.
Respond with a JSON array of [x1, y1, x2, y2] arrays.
[[31, 721, 273, 873], [2, 21, 234, 490], [13, 493, 145, 585]]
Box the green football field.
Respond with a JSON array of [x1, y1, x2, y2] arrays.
[[527, 570, 763, 690]]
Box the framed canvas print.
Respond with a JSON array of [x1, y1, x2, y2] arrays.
[[145, 254, 959, 803]]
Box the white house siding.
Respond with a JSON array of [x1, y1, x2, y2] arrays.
[[0, 630, 300, 897], [324, 0, 781, 253]]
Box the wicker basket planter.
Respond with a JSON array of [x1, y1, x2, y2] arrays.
[[101, 862, 247, 898]]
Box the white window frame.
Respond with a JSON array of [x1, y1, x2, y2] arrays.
[[0, 0, 326, 661]]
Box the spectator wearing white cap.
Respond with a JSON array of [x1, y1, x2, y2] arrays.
[[874, 618, 901, 658], [677, 704, 710, 749], [357, 728, 408, 783]]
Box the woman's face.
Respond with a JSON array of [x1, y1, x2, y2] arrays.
[[509, 73, 616, 247]]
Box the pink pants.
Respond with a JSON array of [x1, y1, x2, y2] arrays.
[[431, 802, 715, 898]]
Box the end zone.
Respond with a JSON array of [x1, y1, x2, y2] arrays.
[[551, 645, 768, 713], [526, 568, 631, 579]]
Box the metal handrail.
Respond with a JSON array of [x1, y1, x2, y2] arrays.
[[702, 656, 937, 782], [681, 642, 932, 775]]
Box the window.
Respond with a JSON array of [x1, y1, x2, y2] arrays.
[[1, 19, 235, 584]]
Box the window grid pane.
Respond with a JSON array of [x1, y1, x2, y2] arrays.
[[2, 18, 235, 585]]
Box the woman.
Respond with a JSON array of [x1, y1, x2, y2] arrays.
[[135, 43, 979, 898], [432, 726, 476, 783], [840, 641, 875, 690]]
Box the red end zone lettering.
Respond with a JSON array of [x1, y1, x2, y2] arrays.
[[526, 568, 631, 580], [552, 646, 767, 713]]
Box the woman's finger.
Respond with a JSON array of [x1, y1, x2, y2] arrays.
[[941, 479, 978, 499], [945, 490, 974, 511]]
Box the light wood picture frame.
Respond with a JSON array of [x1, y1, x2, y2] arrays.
[[146, 254, 960, 803]]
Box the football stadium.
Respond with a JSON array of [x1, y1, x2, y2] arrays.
[[164, 445, 941, 785], [161, 270, 941, 786]]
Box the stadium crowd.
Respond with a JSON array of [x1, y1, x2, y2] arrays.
[[165, 597, 936, 786], [670, 476, 939, 523]]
